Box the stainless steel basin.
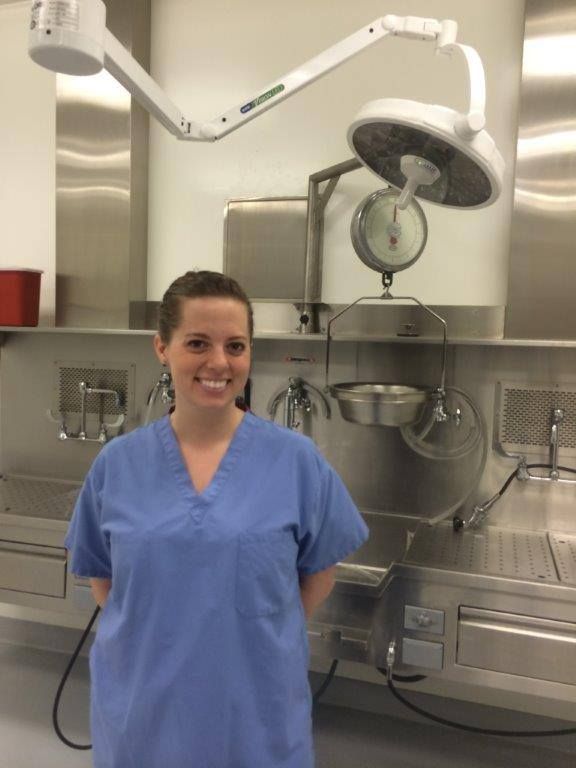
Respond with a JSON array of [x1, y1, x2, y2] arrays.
[[335, 510, 421, 593], [308, 511, 421, 663]]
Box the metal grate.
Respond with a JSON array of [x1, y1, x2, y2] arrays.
[[405, 523, 558, 583], [0, 476, 80, 521], [496, 382, 576, 457], [548, 533, 576, 586], [54, 361, 134, 417]]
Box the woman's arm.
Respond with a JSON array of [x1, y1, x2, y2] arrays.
[[299, 566, 336, 620], [90, 577, 112, 608]]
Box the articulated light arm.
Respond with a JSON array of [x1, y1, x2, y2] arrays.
[[28, 2, 485, 142], [103, 31, 188, 139], [386, 15, 487, 137], [439, 43, 487, 138], [190, 19, 391, 141]]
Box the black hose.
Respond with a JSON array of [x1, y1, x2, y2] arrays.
[[312, 659, 339, 704], [312, 659, 426, 707], [52, 606, 100, 750], [393, 674, 427, 682], [454, 463, 576, 530], [486, 463, 576, 503], [380, 668, 576, 736]]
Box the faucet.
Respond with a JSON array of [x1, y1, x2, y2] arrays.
[[268, 377, 331, 430], [78, 382, 123, 441], [466, 492, 501, 530], [48, 381, 125, 443], [461, 408, 575, 531], [143, 370, 174, 425], [549, 408, 564, 480]]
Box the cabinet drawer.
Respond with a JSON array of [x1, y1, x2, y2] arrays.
[[0, 540, 66, 598], [458, 606, 576, 685]]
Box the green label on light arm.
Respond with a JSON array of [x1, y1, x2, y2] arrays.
[[240, 84, 285, 114]]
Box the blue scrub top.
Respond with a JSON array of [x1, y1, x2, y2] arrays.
[[65, 412, 368, 768]]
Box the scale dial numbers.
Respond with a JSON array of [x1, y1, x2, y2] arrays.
[[351, 188, 428, 273]]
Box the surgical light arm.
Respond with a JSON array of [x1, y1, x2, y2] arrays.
[[29, 2, 487, 144]]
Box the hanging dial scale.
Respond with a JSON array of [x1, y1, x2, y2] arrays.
[[350, 187, 427, 275]]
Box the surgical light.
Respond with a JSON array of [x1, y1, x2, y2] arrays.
[[28, 1, 504, 210]]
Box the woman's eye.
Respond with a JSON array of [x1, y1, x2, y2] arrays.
[[187, 339, 207, 350], [228, 342, 246, 354]]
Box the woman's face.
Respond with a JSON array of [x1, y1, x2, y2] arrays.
[[154, 296, 251, 416]]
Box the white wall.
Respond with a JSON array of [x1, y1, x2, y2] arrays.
[[0, 1, 55, 324], [0, 1, 525, 322], [147, 0, 525, 306]]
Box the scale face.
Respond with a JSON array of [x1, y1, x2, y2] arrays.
[[350, 188, 428, 273]]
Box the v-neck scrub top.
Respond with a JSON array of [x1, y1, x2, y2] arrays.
[[65, 412, 369, 768]]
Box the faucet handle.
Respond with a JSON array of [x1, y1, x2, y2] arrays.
[[300, 380, 331, 419]]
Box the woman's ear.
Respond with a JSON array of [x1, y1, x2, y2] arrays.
[[153, 334, 168, 366]]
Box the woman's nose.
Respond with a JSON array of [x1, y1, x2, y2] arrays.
[[205, 345, 229, 369]]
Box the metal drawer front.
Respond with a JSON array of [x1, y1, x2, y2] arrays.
[[0, 541, 66, 598], [457, 607, 576, 685]]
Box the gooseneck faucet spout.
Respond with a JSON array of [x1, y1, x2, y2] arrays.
[[550, 408, 564, 481], [268, 377, 331, 430]]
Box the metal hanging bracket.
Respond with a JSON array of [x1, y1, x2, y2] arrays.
[[325, 287, 448, 398]]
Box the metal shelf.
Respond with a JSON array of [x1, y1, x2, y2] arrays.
[[3, 325, 576, 348]]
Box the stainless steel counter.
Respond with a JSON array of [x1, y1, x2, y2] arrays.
[[2, 478, 576, 723], [311, 513, 576, 723], [405, 523, 576, 586]]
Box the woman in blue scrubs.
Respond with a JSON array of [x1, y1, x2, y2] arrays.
[[65, 270, 368, 768]]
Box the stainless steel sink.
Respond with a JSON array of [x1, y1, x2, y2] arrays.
[[335, 510, 421, 594], [308, 511, 421, 662]]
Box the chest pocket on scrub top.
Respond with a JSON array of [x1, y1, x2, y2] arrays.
[[236, 529, 299, 617]]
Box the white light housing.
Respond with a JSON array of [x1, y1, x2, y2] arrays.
[[29, 0, 106, 76], [348, 99, 504, 209]]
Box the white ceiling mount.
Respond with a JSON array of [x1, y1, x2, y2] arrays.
[[27, 1, 504, 207], [29, 0, 106, 76]]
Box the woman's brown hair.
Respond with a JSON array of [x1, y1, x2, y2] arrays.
[[157, 270, 254, 343]]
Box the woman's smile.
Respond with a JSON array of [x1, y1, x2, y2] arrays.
[[195, 377, 230, 392]]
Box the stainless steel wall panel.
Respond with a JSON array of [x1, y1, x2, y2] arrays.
[[506, 0, 576, 338], [55, 0, 150, 329], [223, 198, 310, 302]]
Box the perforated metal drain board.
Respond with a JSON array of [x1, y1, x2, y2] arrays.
[[405, 524, 558, 583], [0, 477, 80, 521], [548, 533, 576, 586]]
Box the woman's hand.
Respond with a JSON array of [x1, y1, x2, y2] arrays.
[[90, 577, 112, 608], [299, 566, 336, 620]]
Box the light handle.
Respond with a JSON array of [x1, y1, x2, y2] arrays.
[[438, 42, 487, 138]]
